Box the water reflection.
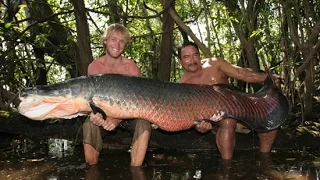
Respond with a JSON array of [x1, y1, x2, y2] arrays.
[[130, 167, 147, 180], [126, 150, 313, 180], [48, 138, 74, 158], [1, 135, 320, 180], [85, 165, 102, 180], [129, 166, 204, 180]]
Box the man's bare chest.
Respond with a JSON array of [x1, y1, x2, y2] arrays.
[[183, 71, 228, 85], [97, 63, 127, 74], [182, 73, 214, 85]]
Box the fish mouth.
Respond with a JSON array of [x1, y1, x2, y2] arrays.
[[18, 96, 51, 120], [18, 94, 91, 120], [19, 103, 58, 120]]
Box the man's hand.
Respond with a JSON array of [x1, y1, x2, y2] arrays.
[[195, 121, 212, 133], [103, 117, 122, 131], [89, 112, 104, 126], [271, 74, 281, 87], [89, 112, 122, 131]]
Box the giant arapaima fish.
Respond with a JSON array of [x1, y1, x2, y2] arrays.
[[18, 74, 289, 132]]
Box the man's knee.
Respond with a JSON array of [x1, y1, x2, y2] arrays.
[[82, 117, 104, 152], [132, 119, 151, 144], [82, 117, 91, 130], [218, 118, 237, 130], [258, 129, 278, 139], [134, 119, 151, 133]]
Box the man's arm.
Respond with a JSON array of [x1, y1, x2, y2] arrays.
[[89, 112, 122, 131], [216, 58, 268, 83], [87, 59, 124, 130], [100, 60, 141, 130], [90, 59, 141, 131]]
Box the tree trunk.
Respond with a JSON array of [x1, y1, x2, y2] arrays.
[[141, 3, 159, 79], [107, 0, 121, 23], [71, 0, 93, 76], [167, 6, 212, 58], [282, 0, 320, 120], [223, 1, 264, 92], [33, 48, 48, 85], [224, 1, 261, 72], [0, 88, 20, 110], [158, 0, 175, 81], [304, 63, 314, 120]]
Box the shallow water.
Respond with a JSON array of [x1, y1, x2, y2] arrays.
[[1, 135, 320, 180]]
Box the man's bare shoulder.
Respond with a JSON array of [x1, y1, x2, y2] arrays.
[[121, 57, 141, 76], [202, 57, 226, 64], [201, 58, 226, 69], [122, 57, 139, 70], [87, 56, 106, 75], [122, 57, 137, 65], [89, 56, 104, 66]]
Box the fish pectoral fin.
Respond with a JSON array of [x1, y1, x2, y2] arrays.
[[151, 124, 159, 129], [194, 119, 218, 126], [89, 102, 107, 120]]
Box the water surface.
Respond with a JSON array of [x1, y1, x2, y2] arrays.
[[1, 135, 320, 180]]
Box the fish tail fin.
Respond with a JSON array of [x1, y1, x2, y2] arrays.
[[259, 53, 284, 89], [264, 73, 276, 88]]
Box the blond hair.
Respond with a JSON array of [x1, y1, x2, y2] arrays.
[[101, 23, 130, 47]]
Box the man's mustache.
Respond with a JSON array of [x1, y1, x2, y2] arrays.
[[187, 62, 198, 67]]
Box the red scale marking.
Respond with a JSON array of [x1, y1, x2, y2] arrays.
[[214, 88, 238, 118]]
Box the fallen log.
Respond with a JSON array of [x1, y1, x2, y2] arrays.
[[1, 112, 319, 151], [0, 112, 85, 141]]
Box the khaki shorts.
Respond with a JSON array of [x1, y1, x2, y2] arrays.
[[82, 117, 151, 152]]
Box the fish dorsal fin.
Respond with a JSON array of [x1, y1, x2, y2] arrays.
[[89, 102, 107, 120]]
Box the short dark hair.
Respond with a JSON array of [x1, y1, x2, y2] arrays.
[[177, 41, 199, 58]]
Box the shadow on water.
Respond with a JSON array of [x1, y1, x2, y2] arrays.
[[1, 134, 320, 180]]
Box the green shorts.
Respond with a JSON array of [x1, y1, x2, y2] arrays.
[[82, 117, 151, 152]]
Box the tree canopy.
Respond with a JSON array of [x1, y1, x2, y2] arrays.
[[0, 0, 319, 123]]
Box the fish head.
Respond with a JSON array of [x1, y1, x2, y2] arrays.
[[18, 84, 91, 120]]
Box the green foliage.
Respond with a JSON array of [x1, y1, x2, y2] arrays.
[[0, 111, 10, 118], [4, 22, 11, 28], [34, 34, 49, 48], [296, 121, 320, 137]]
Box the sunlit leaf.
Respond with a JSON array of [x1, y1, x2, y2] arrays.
[[4, 23, 11, 28], [250, 30, 262, 38], [19, 4, 27, 9]]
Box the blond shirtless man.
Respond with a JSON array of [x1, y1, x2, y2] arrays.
[[177, 41, 278, 159], [83, 23, 151, 166]]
